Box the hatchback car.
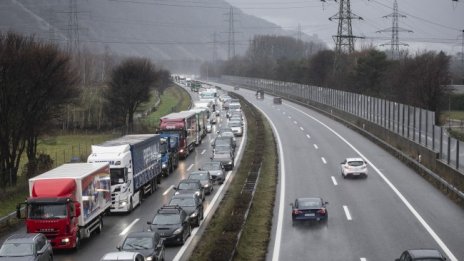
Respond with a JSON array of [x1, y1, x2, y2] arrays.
[[211, 151, 234, 171], [199, 161, 226, 184], [228, 120, 243, 137], [0, 233, 53, 261], [117, 231, 165, 261], [174, 179, 205, 201], [290, 197, 328, 223], [395, 249, 446, 261], [213, 136, 236, 153], [340, 157, 368, 178], [168, 193, 204, 227], [188, 171, 213, 195], [148, 206, 191, 246], [100, 251, 144, 261]]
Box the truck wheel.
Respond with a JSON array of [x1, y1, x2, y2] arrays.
[[96, 217, 103, 234], [74, 231, 81, 250], [128, 198, 133, 212]]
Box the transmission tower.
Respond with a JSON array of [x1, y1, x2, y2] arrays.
[[328, 0, 363, 55], [377, 0, 412, 60], [297, 23, 302, 42], [67, 0, 80, 55], [227, 7, 236, 59], [212, 32, 218, 62]]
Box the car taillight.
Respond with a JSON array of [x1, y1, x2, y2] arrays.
[[317, 208, 326, 215], [292, 209, 303, 215]]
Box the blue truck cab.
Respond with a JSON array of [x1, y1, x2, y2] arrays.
[[160, 133, 180, 176]]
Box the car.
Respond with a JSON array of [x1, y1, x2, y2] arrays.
[[209, 115, 217, 124], [340, 157, 368, 178], [211, 150, 234, 171], [174, 179, 205, 201], [228, 120, 243, 136], [168, 193, 204, 227], [273, 97, 282, 104], [117, 231, 165, 261], [217, 132, 236, 147], [256, 90, 264, 100], [213, 144, 234, 157], [234, 86, 240, 90], [0, 233, 53, 261], [206, 123, 212, 133], [395, 249, 447, 261], [188, 171, 213, 195], [199, 161, 226, 184], [290, 197, 328, 223], [147, 206, 191, 246], [100, 251, 145, 261], [213, 136, 236, 153]]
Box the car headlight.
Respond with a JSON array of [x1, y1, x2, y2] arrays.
[[173, 227, 183, 235], [228, 161, 233, 164], [190, 212, 198, 218], [204, 184, 210, 188], [147, 257, 153, 261], [162, 163, 167, 168], [195, 191, 200, 196]]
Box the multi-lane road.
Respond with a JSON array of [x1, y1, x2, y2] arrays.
[[214, 82, 464, 261]]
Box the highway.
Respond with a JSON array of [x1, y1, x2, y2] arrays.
[[0, 87, 247, 261], [214, 82, 464, 261]]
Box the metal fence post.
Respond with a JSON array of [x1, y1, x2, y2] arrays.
[[432, 125, 435, 151], [447, 136, 451, 164], [456, 140, 460, 169], [413, 107, 416, 141], [419, 108, 422, 144], [440, 127, 443, 159], [425, 110, 428, 147]]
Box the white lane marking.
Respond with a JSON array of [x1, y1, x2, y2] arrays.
[[360, 258, 367, 261], [300, 127, 304, 131], [343, 205, 352, 221], [119, 219, 140, 236], [187, 164, 194, 171], [314, 144, 319, 149], [210, 139, 214, 144], [163, 185, 174, 196], [331, 176, 338, 186], [285, 103, 458, 261], [306, 134, 311, 139], [173, 114, 249, 261], [321, 157, 327, 164], [293, 121, 297, 124], [201, 149, 206, 155], [288, 116, 292, 119]]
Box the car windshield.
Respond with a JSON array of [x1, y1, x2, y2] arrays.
[[29, 203, 67, 219], [153, 214, 181, 225], [228, 122, 241, 127], [215, 146, 231, 152], [348, 161, 364, 167], [298, 199, 322, 208], [170, 197, 196, 207], [122, 237, 153, 250], [178, 182, 199, 190], [201, 163, 220, 171], [0, 243, 34, 257], [189, 173, 208, 180], [220, 132, 234, 137]]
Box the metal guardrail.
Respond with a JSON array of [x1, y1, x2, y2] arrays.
[[0, 207, 23, 232]]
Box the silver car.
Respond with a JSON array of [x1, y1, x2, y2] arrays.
[[0, 233, 53, 261], [199, 161, 226, 184], [100, 251, 144, 261]]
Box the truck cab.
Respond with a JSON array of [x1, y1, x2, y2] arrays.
[[159, 134, 180, 177]]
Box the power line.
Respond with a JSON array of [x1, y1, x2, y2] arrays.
[[376, 0, 412, 59]]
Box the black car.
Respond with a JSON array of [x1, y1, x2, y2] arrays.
[[396, 249, 447, 261], [168, 193, 204, 227], [188, 171, 213, 195], [290, 197, 328, 223], [0, 233, 53, 261], [148, 206, 191, 246], [174, 179, 205, 202], [118, 231, 165, 261], [211, 150, 234, 171]]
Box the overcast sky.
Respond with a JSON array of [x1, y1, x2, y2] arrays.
[[227, 0, 464, 55]]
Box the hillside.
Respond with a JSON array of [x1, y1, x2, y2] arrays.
[[0, 0, 325, 72]]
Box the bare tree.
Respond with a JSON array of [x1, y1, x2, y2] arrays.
[[0, 32, 80, 184], [105, 57, 158, 133]]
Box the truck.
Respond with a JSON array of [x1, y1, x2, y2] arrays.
[[159, 133, 180, 176], [190, 80, 201, 92], [190, 107, 209, 140], [17, 162, 111, 250], [87, 134, 162, 213], [159, 111, 198, 159]]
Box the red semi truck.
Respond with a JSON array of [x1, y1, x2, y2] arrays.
[[17, 162, 111, 250], [159, 111, 198, 159]]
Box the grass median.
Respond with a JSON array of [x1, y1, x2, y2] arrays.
[[190, 95, 278, 260]]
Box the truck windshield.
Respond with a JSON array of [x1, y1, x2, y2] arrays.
[[29, 203, 67, 219], [110, 168, 126, 184]]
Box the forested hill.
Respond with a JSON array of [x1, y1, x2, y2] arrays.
[[0, 0, 325, 71]]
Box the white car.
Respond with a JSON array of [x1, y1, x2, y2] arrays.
[[206, 123, 212, 133], [340, 158, 368, 178], [100, 251, 144, 261]]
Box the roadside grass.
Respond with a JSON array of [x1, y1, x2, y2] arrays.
[[442, 110, 464, 121], [190, 95, 277, 260], [140, 85, 191, 128]]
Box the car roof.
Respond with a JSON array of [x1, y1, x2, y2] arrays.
[[178, 179, 201, 184], [157, 205, 185, 214], [407, 249, 445, 258], [101, 251, 142, 260], [125, 231, 157, 238], [171, 192, 198, 199], [297, 197, 322, 202], [5, 233, 41, 243], [189, 170, 209, 175], [346, 157, 364, 162]]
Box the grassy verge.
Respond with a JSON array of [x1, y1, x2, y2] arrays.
[[190, 95, 277, 260]]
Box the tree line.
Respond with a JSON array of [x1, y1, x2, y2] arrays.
[[0, 32, 171, 186], [202, 35, 457, 124]]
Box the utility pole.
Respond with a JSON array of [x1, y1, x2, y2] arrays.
[[297, 23, 302, 42], [377, 0, 412, 60], [212, 32, 218, 62], [66, 0, 80, 56], [227, 7, 236, 59]]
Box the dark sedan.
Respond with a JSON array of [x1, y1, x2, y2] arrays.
[[168, 193, 204, 227], [211, 151, 234, 171], [148, 206, 191, 246], [0, 233, 53, 261], [290, 197, 328, 223], [118, 231, 165, 261], [396, 249, 447, 261], [188, 171, 213, 195]]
